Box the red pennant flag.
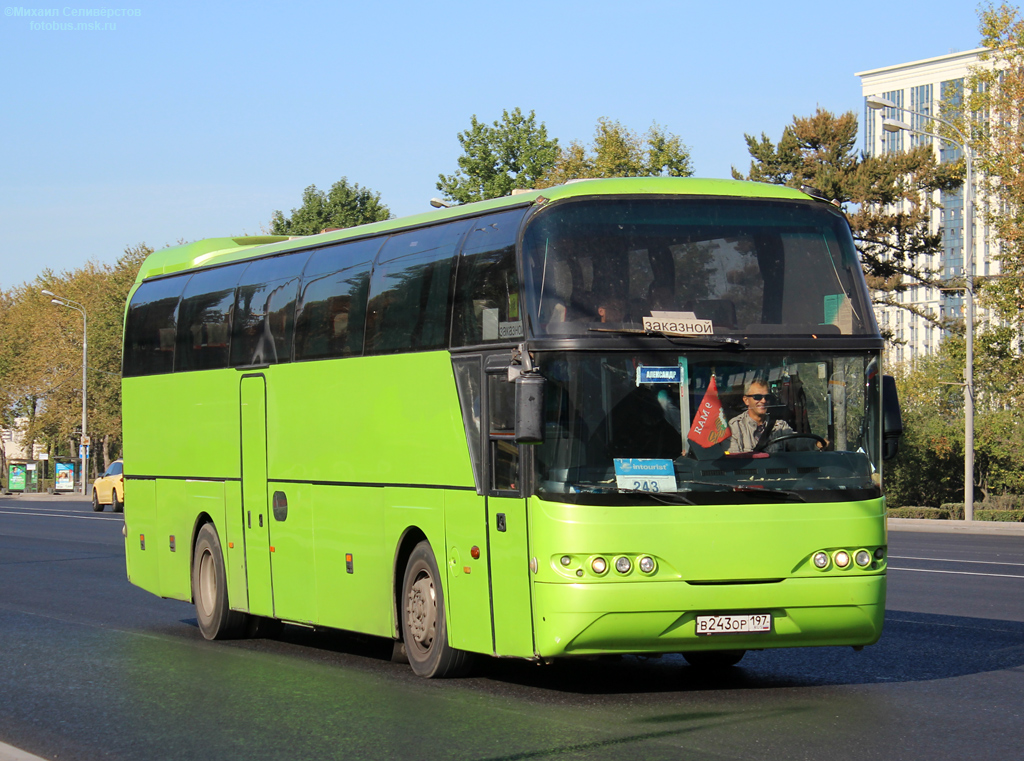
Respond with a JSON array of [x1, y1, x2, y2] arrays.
[[687, 376, 731, 447]]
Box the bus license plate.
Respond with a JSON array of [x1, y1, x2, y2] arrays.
[[695, 614, 771, 635]]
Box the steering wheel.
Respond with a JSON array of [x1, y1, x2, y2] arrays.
[[768, 433, 828, 450]]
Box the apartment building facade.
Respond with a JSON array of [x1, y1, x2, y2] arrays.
[[857, 48, 997, 363]]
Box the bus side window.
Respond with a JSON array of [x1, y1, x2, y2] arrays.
[[231, 251, 309, 367], [452, 356, 484, 494], [123, 276, 186, 377], [175, 264, 246, 373], [451, 209, 527, 347], [365, 220, 470, 355], [294, 239, 380, 361]]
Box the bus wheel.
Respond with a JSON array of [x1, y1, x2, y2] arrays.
[[192, 523, 248, 640], [401, 541, 473, 678], [111, 490, 123, 514], [91, 492, 103, 512], [682, 650, 746, 669]]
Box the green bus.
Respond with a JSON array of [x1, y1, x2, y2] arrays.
[[122, 177, 902, 677]]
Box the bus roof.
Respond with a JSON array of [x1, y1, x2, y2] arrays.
[[134, 178, 814, 283]]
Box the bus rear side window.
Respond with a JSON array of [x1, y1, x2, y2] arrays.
[[123, 277, 185, 377], [365, 220, 470, 355], [294, 239, 380, 360], [175, 264, 246, 372], [231, 252, 309, 367]]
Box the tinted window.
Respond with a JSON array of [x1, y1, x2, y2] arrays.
[[175, 264, 245, 372], [123, 276, 185, 377], [365, 220, 470, 354], [451, 209, 526, 346], [521, 198, 873, 337], [231, 252, 309, 366], [294, 239, 380, 360]]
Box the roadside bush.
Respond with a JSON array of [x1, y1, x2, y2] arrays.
[[888, 506, 950, 519], [980, 494, 1024, 511], [941, 503, 965, 520], [974, 509, 1024, 522]]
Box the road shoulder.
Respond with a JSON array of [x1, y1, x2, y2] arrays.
[[888, 517, 1024, 535]]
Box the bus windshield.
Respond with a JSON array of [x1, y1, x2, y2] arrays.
[[522, 197, 874, 337], [534, 350, 883, 504]]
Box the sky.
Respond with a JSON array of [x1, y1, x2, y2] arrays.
[[0, 0, 983, 289]]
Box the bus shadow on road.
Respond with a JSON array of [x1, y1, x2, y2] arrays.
[[470, 609, 1024, 694], [181, 608, 1024, 694]]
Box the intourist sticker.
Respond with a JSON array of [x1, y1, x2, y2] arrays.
[[613, 458, 678, 493]]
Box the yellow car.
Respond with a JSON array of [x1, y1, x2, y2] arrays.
[[93, 459, 124, 513]]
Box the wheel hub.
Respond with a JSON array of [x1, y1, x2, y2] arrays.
[[406, 573, 436, 648]]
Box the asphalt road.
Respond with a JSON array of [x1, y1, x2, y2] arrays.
[[1, 495, 1022, 760]]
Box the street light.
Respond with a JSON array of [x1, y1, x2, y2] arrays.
[[42, 290, 88, 496], [866, 95, 976, 521]]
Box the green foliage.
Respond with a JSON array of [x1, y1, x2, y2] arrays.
[[887, 507, 951, 519], [271, 178, 391, 235], [967, 3, 1024, 322], [885, 327, 1024, 508], [733, 109, 962, 332], [437, 108, 559, 204], [0, 244, 151, 478], [539, 118, 693, 187], [975, 509, 1024, 522]]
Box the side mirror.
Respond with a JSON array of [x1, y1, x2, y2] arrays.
[[514, 373, 545, 444], [881, 375, 903, 460]]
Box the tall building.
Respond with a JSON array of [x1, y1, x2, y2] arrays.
[[856, 49, 998, 363]]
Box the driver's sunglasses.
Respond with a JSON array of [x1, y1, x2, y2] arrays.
[[745, 394, 771, 401]]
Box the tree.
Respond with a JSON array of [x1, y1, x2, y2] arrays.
[[966, 2, 1024, 322], [733, 109, 962, 330], [437, 108, 559, 204], [538, 118, 693, 187], [0, 244, 150, 485], [886, 327, 1024, 507], [271, 178, 391, 236]]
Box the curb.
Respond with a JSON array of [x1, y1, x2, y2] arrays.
[[1, 493, 90, 503], [0, 741, 47, 761], [888, 517, 1024, 535]]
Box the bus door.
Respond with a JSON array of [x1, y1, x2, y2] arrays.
[[485, 369, 535, 658], [240, 374, 274, 617]]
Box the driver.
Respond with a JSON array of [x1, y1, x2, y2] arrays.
[[726, 380, 798, 453]]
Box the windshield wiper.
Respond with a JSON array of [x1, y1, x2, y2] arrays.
[[587, 326, 747, 350], [676, 479, 807, 502], [572, 482, 697, 505], [614, 488, 697, 505]]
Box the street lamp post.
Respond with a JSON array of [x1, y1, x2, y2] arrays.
[[42, 290, 88, 496], [866, 95, 975, 521]]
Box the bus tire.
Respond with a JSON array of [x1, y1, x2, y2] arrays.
[[192, 523, 248, 640], [111, 490, 123, 513], [682, 650, 746, 669], [401, 541, 473, 678], [92, 492, 103, 512]]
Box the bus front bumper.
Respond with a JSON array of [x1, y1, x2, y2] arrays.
[[532, 573, 885, 657]]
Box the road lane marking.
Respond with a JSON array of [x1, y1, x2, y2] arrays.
[[889, 566, 1024, 579], [890, 555, 1024, 568], [0, 509, 122, 522]]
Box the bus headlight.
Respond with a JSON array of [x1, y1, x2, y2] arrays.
[[591, 557, 607, 575], [638, 556, 656, 574], [813, 551, 830, 569], [614, 556, 631, 574], [834, 550, 851, 568], [855, 550, 872, 568]]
